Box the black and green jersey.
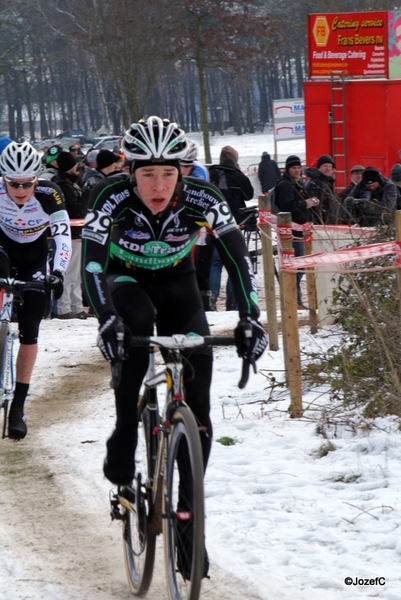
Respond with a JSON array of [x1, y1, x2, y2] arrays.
[[81, 173, 260, 320]]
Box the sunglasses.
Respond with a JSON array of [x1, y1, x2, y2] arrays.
[[4, 177, 37, 189]]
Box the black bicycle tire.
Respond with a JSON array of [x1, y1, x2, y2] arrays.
[[163, 405, 205, 600], [122, 405, 157, 596]]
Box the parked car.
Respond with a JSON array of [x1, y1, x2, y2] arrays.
[[91, 135, 123, 152], [55, 129, 86, 144]]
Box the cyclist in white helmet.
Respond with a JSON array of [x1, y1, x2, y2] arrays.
[[179, 137, 209, 181], [0, 142, 71, 439], [81, 116, 267, 578]]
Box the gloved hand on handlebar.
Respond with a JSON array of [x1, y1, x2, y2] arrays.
[[97, 314, 132, 364], [234, 316, 268, 364], [45, 270, 64, 300]]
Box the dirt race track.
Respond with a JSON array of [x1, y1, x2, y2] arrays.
[[0, 346, 264, 600]]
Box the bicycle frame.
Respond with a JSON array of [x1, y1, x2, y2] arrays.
[[138, 341, 189, 510]]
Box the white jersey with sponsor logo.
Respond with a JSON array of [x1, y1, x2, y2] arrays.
[[0, 177, 71, 273]]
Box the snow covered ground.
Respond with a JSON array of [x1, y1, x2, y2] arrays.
[[1, 314, 401, 600], [1, 132, 401, 599]]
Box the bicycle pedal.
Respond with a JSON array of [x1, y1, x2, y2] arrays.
[[109, 492, 124, 521]]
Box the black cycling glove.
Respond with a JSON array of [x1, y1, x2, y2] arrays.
[[97, 315, 132, 363], [45, 270, 64, 300], [234, 316, 268, 363]]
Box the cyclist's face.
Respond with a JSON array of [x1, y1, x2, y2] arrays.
[[134, 165, 179, 215], [4, 176, 37, 204], [180, 163, 193, 177]]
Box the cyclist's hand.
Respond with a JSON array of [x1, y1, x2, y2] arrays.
[[45, 270, 64, 300], [234, 316, 268, 364], [97, 315, 131, 364]]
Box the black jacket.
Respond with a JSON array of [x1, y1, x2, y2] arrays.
[[258, 153, 281, 193], [304, 167, 342, 224], [344, 176, 397, 226], [52, 172, 87, 239], [81, 167, 105, 203], [208, 163, 254, 224], [275, 172, 312, 226]]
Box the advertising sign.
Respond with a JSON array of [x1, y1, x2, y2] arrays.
[[273, 99, 305, 141], [308, 12, 388, 78]]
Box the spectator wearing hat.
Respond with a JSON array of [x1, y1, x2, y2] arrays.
[[51, 152, 88, 319], [338, 165, 365, 202], [40, 144, 62, 180], [81, 149, 121, 203], [258, 151, 281, 194], [343, 166, 397, 226], [275, 155, 320, 309], [304, 154, 342, 224], [208, 145, 254, 310]]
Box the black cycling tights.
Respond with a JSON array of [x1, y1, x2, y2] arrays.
[[109, 272, 213, 470]]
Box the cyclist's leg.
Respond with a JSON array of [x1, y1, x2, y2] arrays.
[[8, 250, 48, 439], [102, 275, 155, 485]]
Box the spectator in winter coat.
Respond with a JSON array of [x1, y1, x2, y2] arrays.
[[208, 146, 254, 310], [40, 145, 62, 180], [51, 151, 88, 319], [342, 166, 397, 226], [81, 149, 121, 202], [258, 151, 281, 194], [338, 165, 365, 202], [275, 155, 320, 309], [208, 146, 254, 224], [304, 154, 342, 224]]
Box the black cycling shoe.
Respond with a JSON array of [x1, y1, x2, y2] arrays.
[[8, 406, 27, 440], [103, 429, 135, 485]]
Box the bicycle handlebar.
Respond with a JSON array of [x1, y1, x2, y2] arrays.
[[130, 334, 236, 349], [0, 277, 46, 292], [109, 334, 252, 390], [0, 276, 61, 293]]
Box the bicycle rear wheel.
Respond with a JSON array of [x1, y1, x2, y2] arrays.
[[122, 405, 157, 596], [163, 404, 205, 600]]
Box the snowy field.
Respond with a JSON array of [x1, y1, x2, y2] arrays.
[[1, 314, 400, 600]]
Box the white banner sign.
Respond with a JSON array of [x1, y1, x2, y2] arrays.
[[273, 98, 305, 142]]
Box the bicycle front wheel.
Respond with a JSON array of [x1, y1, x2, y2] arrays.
[[122, 406, 157, 596], [0, 321, 9, 387], [0, 322, 10, 439], [163, 405, 205, 600]]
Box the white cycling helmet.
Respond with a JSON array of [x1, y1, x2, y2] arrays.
[[180, 138, 198, 165], [122, 116, 188, 162], [0, 141, 42, 178]]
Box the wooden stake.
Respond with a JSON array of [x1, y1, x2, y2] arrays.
[[304, 236, 318, 334], [277, 212, 303, 417], [258, 195, 279, 351]]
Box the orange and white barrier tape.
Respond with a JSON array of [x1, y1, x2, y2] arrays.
[[281, 241, 399, 271]]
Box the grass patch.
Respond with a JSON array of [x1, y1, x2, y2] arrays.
[[215, 436, 237, 446]]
